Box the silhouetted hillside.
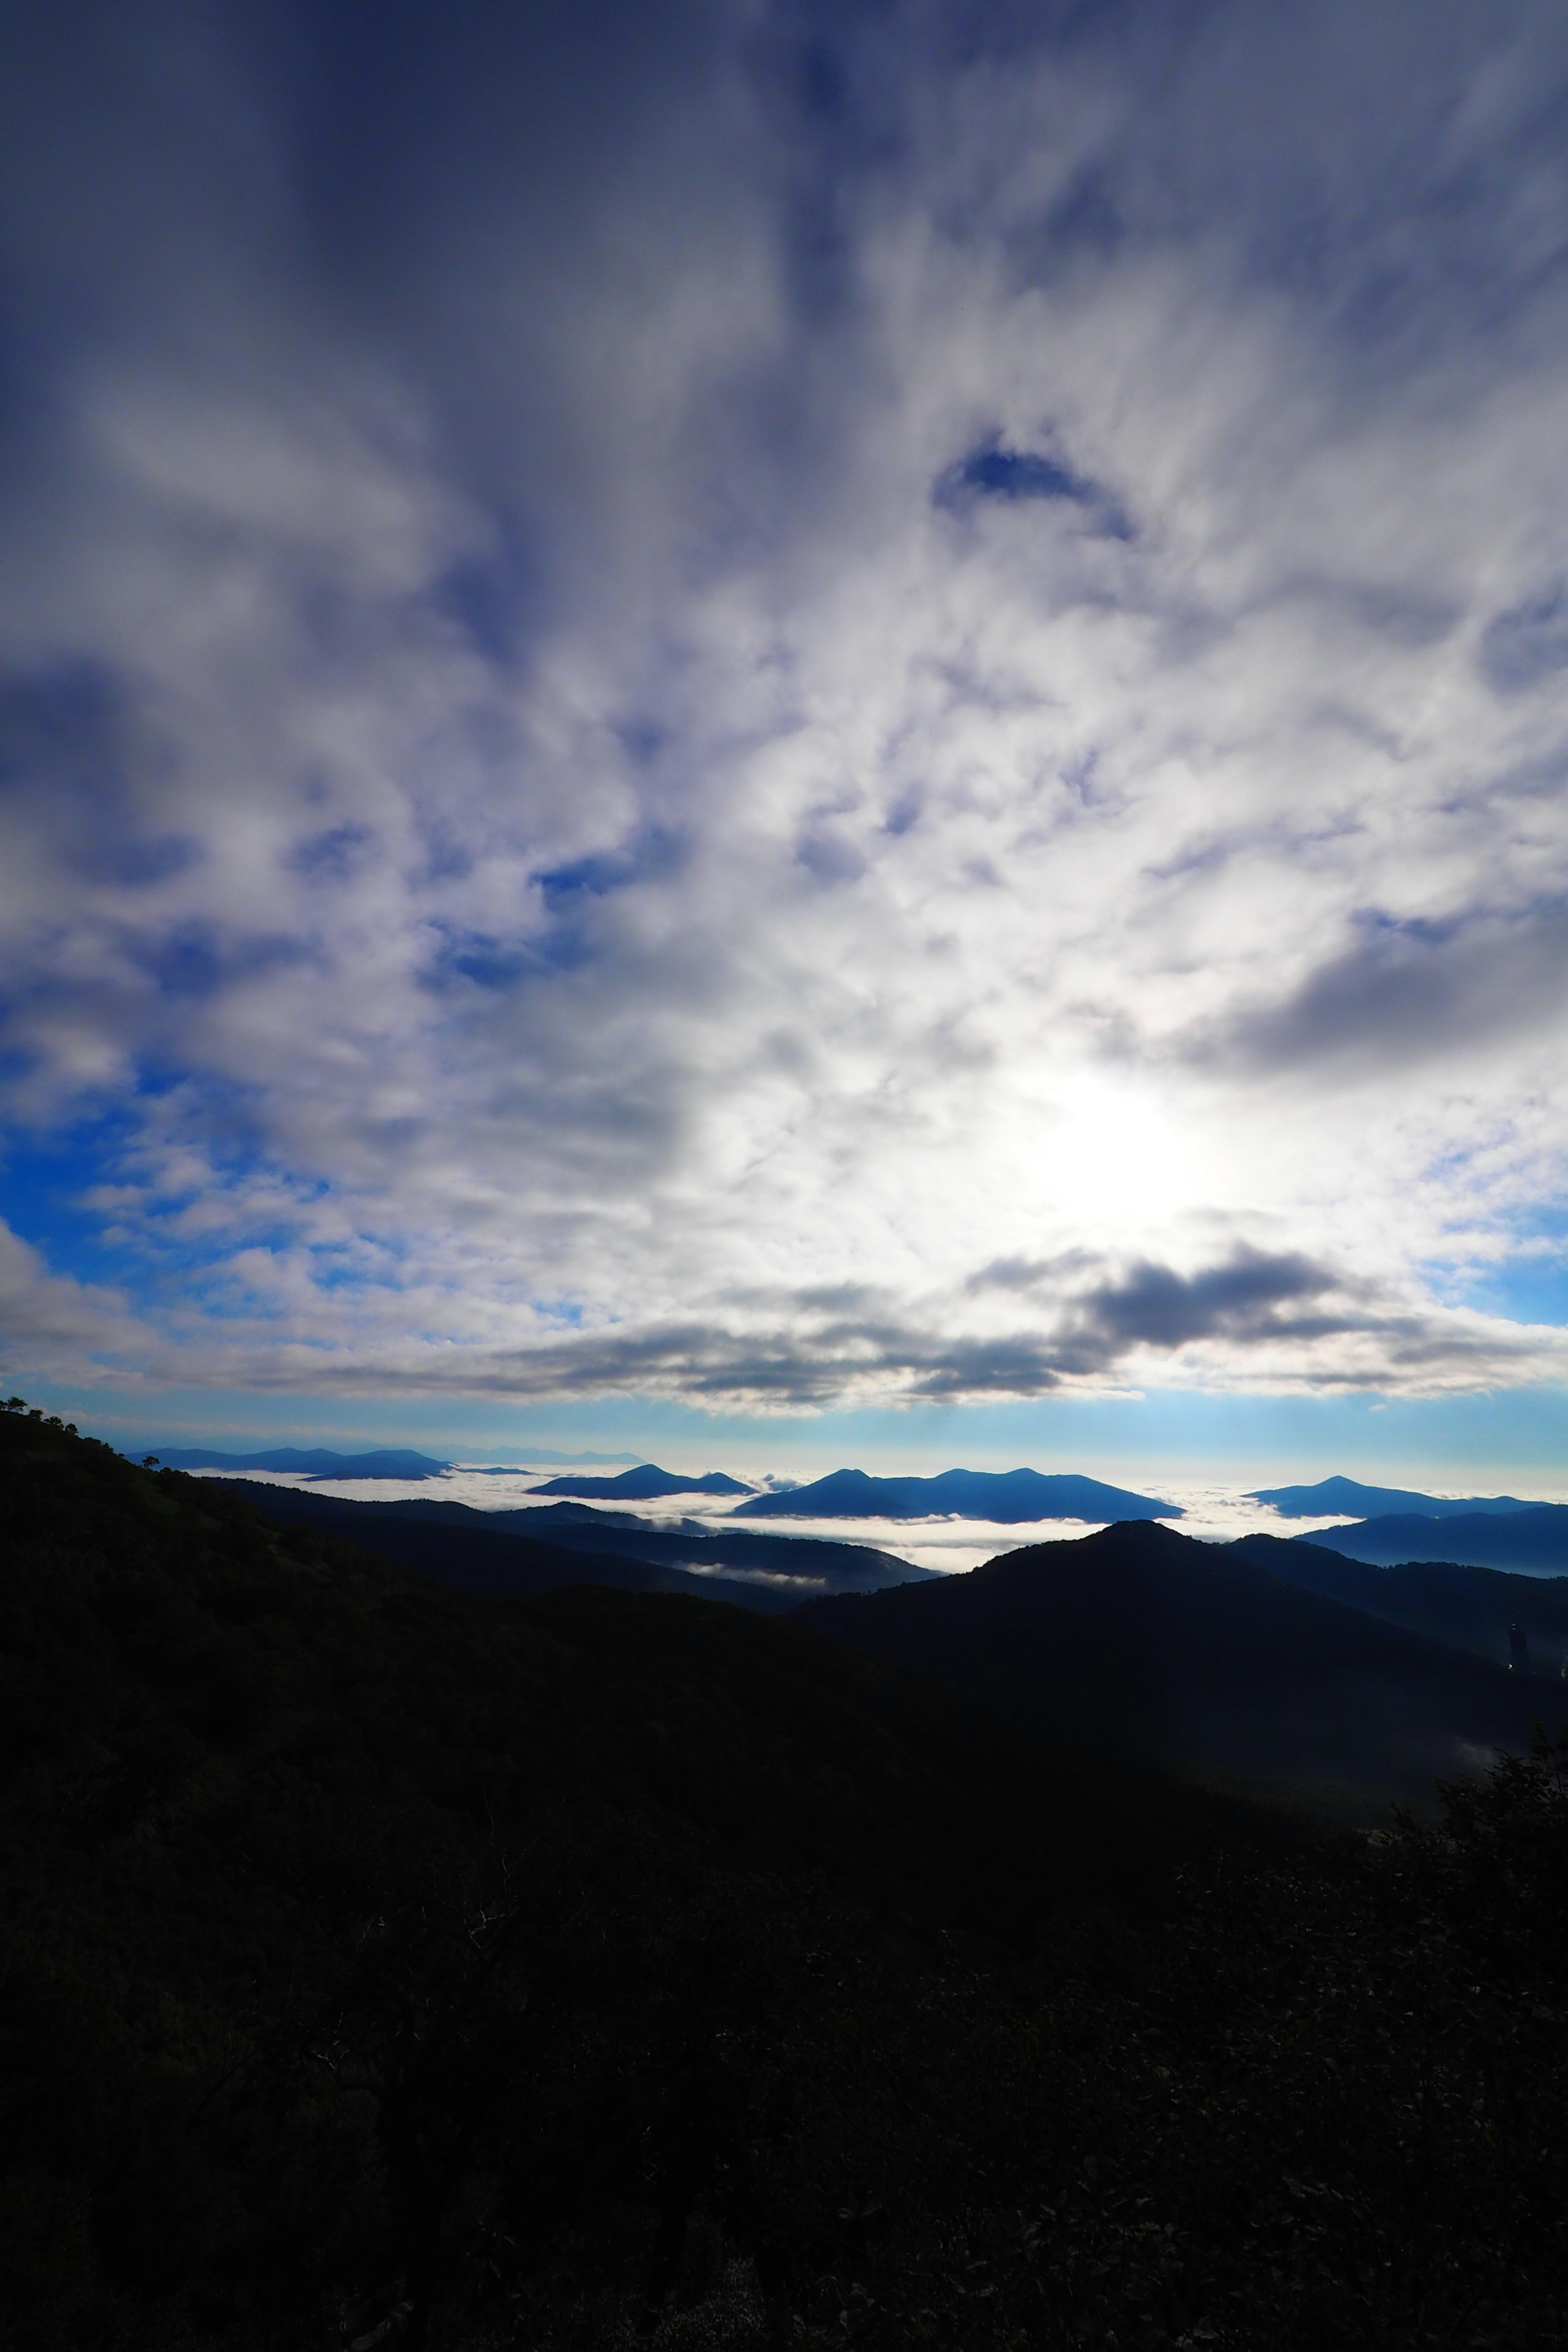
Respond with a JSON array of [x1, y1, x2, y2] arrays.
[[1302, 1503, 1568, 1572], [735, 1465, 1180, 1521], [1236, 1533, 1568, 1670], [216, 1479, 801, 1611], [5, 1409, 1568, 2350], [0, 1406, 1276, 2347], [1248, 1472, 1543, 1518], [529, 1463, 753, 1499], [797, 1520, 1552, 1804], [225, 1481, 931, 1601]]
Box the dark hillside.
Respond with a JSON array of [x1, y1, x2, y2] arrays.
[[223, 1479, 929, 1601], [1298, 1503, 1568, 1572], [1235, 1532, 1568, 1670], [4, 1412, 1568, 2350], [0, 1408, 1261, 2348], [797, 1520, 1551, 1804], [216, 1478, 806, 1610]]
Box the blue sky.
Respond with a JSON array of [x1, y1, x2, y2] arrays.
[[6, 0, 1568, 1481]]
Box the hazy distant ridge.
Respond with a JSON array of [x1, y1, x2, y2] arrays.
[[1296, 1506, 1568, 1575], [529, 1464, 753, 1500], [1249, 1473, 1544, 1519], [151, 1445, 451, 1479]]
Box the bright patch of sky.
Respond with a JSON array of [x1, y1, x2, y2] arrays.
[[7, 2, 1568, 1472]]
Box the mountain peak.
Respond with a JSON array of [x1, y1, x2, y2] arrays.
[[1248, 1474, 1541, 1520], [735, 1466, 1179, 1523]]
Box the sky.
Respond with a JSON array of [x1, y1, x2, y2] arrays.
[[6, 0, 1568, 1483]]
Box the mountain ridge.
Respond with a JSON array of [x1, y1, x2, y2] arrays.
[[1234, 1532, 1568, 1670], [149, 1444, 452, 1478], [224, 1481, 934, 1604], [1249, 1472, 1544, 1519], [796, 1518, 1545, 1804], [5, 1408, 1567, 2345], [735, 1465, 1180, 1523], [528, 1463, 753, 1500], [1297, 1504, 1568, 1574]]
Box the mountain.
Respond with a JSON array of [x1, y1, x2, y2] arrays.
[[1234, 1533, 1568, 1671], [1248, 1473, 1542, 1519], [0, 1410, 1188, 2343], [528, 1462, 753, 1500], [225, 1482, 933, 1603], [6, 1408, 1568, 2349], [505, 1499, 933, 1588], [796, 1519, 1545, 1804], [510, 1448, 643, 1464], [1298, 1505, 1568, 1575], [222, 1484, 794, 1612], [734, 1465, 1180, 1522], [150, 1444, 451, 1478]]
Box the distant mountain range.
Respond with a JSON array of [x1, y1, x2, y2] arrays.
[[1248, 1474, 1544, 1519], [511, 1450, 644, 1465], [734, 1467, 1180, 1523], [151, 1468, 1561, 1807], [143, 1445, 648, 1477], [528, 1464, 753, 1501], [1296, 1505, 1568, 1575], [150, 1446, 451, 1479]]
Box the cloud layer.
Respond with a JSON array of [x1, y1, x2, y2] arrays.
[[4, 0, 1568, 1405]]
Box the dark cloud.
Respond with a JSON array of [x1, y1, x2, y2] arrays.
[[1202, 902, 1568, 1078], [1075, 1250, 1348, 1349], [1479, 589, 1568, 694], [0, 658, 189, 886], [284, 824, 376, 883], [366, 1249, 1490, 1406]]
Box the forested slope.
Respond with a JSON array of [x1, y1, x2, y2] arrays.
[[797, 1519, 1547, 1804], [3, 1408, 1567, 2350]]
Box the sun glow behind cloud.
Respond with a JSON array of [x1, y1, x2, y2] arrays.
[[3, 1, 1568, 1419]]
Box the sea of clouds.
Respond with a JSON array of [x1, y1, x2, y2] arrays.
[[187, 1462, 1448, 1576]]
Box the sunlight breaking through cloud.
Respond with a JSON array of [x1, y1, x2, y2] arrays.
[[4, 2, 1568, 1410]]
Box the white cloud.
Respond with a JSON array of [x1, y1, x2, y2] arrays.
[[0, 1220, 145, 1378], [3, 0, 1568, 1405]]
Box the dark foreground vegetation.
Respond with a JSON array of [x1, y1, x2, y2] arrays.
[[3, 1406, 1567, 2350]]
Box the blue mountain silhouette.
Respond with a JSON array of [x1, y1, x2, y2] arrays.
[[735, 1467, 1178, 1523], [529, 1464, 753, 1501], [1248, 1474, 1541, 1519], [149, 1446, 450, 1479]]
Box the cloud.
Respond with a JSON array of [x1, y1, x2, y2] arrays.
[[1196, 901, 1568, 1078], [1479, 589, 1568, 693], [0, 1218, 144, 1377], [3, 1, 1568, 1408], [44, 1243, 1548, 1410], [1074, 1251, 1348, 1350]]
